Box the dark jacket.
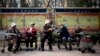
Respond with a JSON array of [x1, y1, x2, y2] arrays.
[[6, 28, 20, 40], [60, 26, 70, 39], [75, 28, 82, 38], [7, 28, 20, 35], [43, 24, 52, 35]]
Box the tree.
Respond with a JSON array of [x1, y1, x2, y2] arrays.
[[20, 0, 29, 7], [34, 0, 39, 7], [9, 0, 17, 7]]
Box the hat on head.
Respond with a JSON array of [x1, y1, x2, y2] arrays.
[[11, 23, 16, 27], [30, 23, 33, 25], [87, 35, 91, 38], [30, 23, 35, 25], [45, 19, 50, 24]]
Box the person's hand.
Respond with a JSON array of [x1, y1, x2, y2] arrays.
[[62, 37, 66, 40], [28, 31, 31, 33], [68, 37, 71, 41], [28, 32, 33, 34], [57, 33, 60, 35], [17, 34, 20, 37], [43, 34, 46, 36], [48, 28, 53, 31]]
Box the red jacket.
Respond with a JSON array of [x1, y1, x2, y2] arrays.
[[26, 27, 37, 36]]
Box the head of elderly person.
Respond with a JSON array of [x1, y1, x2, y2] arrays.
[[45, 19, 51, 25], [11, 23, 17, 29], [30, 23, 35, 27], [59, 24, 64, 29]]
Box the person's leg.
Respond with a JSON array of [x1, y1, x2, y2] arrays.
[[63, 39, 68, 50], [13, 37, 21, 53], [76, 37, 80, 47], [77, 35, 81, 47], [68, 38, 72, 50], [8, 43, 13, 52], [48, 36, 53, 51], [25, 37, 30, 51], [15, 37, 21, 50], [58, 38, 61, 49], [41, 36, 46, 51], [34, 37, 37, 50], [15, 41, 20, 51], [8, 37, 14, 52], [29, 35, 34, 51]]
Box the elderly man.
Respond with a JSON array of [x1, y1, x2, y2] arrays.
[[41, 20, 53, 51], [58, 24, 72, 50]]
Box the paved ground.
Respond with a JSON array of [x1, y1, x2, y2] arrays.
[[0, 31, 100, 56], [0, 44, 100, 56]]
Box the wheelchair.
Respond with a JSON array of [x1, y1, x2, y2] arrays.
[[0, 32, 27, 53], [0, 33, 18, 53]]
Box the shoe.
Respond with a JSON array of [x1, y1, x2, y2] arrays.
[[13, 49, 17, 53], [81, 50, 85, 53], [65, 47, 68, 50], [30, 48, 33, 51], [19, 48, 22, 51], [35, 48, 37, 50], [58, 46, 61, 50], [26, 48, 29, 51], [78, 48, 81, 51], [1, 49, 4, 53], [91, 50, 95, 53], [8, 47, 12, 52], [69, 47, 72, 51], [41, 49, 44, 51], [38, 47, 41, 51], [49, 49, 53, 51]]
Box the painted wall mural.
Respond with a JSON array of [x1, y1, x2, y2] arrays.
[[1, 13, 100, 31], [1, 14, 46, 31], [56, 14, 100, 31]]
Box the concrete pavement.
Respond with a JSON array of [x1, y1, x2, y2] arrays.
[[0, 30, 100, 56], [0, 44, 100, 56]]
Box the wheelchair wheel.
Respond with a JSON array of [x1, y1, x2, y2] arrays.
[[81, 50, 85, 53], [19, 48, 22, 51], [91, 49, 95, 53], [78, 48, 81, 51], [88, 48, 95, 53], [13, 49, 16, 53], [1, 49, 4, 53]]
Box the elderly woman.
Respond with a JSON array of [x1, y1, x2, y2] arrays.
[[25, 23, 37, 51], [7, 23, 20, 52], [41, 20, 53, 51]]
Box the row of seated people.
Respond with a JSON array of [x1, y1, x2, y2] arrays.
[[1, 21, 84, 53]]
